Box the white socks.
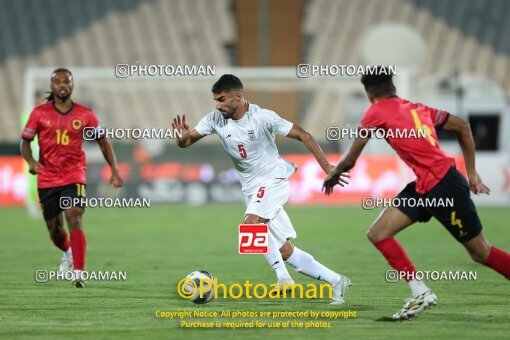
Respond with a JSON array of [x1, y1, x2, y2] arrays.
[[65, 247, 72, 260], [262, 208, 340, 285], [285, 247, 341, 286], [263, 232, 293, 281], [408, 279, 429, 297]]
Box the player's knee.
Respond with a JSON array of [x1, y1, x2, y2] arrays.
[[463, 236, 492, 264], [366, 221, 396, 243], [244, 214, 265, 224], [45, 220, 59, 233], [65, 209, 83, 230], [366, 228, 381, 244], [48, 225, 61, 238], [467, 249, 489, 264], [468, 252, 485, 264]]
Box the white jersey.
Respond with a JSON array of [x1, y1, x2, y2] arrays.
[[194, 103, 297, 194]]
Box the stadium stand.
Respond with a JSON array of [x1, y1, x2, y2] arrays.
[[0, 0, 235, 141], [302, 0, 510, 135], [1, 0, 509, 141]]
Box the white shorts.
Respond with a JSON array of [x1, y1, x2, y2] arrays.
[[244, 178, 297, 245]]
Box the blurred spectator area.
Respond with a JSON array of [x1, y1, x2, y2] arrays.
[[0, 0, 235, 140], [1, 0, 509, 141], [302, 0, 510, 134]]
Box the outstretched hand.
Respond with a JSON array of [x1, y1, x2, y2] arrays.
[[172, 115, 190, 143], [468, 171, 490, 195], [322, 169, 351, 195]]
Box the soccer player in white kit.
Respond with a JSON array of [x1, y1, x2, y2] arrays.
[[172, 75, 351, 304]]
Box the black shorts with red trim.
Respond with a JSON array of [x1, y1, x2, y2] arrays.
[[395, 167, 482, 243], [37, 183, 86, 220]]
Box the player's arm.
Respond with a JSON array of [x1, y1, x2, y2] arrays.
[[286, 124, 332, 174], [20, 139, 40, 175], [287, 124, 350, 188], [322, 137, 370, 195], [442, 114, 490, 195], [172, 114, 204, 148], [96, 137, 123, 188], [20, 109, 41, 175]]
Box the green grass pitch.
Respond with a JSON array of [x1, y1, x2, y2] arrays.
[[1, 205, 509, 339]]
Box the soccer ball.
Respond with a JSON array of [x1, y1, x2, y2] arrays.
[[183, 270, 215, 304]]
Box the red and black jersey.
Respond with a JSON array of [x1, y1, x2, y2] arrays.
[[22, 102, 103, 189], [359, 96, 454, 194]]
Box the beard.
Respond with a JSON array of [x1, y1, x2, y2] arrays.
[[221, 110, 234, 119], [220, 105, 237, 119], [55, 89, 71, 101]]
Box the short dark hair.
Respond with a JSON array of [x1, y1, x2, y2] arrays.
[[360, 66, 395, 98], [211, 74, 243, 94]]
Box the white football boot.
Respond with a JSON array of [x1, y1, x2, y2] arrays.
[[277, 278, 296, 293], [393, 290, 437, 320], [331, 275, 352, 305], [72, 270, 86, 288]]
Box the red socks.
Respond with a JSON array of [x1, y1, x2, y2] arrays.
[[50, 229, 70, 252], [374, 238, 416, 282], [373, 238, 510, 281], [70, 229, 87, 271], [486, 247, 510, 280]]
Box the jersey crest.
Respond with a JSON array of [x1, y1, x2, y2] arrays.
[[248, 130, 256, 141], [71, 118, 83, 130]]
